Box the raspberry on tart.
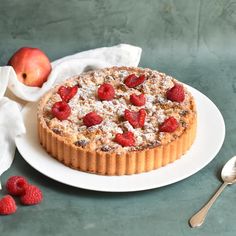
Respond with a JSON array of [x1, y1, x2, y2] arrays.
[[83, 112, 103, 127], [124, 109, 146, 128], [114, 131, 135, 147], [159, 117, 179, 133], [166, 83, 185, 102], [130, 93, 146, 106], [58, 85, 78, 103], [97, 83, 115, 101], [51, 101, 71, 120], [124, 74, 146, 88]]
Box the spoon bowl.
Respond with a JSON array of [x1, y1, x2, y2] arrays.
[[221, 156, 236, 184]]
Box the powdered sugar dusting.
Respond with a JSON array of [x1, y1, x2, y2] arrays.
[[156, 109, 166, 123], [43, 67, 195, 152]]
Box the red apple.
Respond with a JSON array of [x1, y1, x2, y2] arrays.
[[8, 47, 52, 87]]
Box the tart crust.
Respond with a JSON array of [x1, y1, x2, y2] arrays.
[[37, 68, 197, 175]]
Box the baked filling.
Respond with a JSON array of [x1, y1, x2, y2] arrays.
[[40, 66, 196, 154]]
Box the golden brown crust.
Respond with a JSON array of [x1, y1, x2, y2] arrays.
[[37, 66, 197, 175]]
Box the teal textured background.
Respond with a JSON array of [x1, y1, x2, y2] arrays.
[[0, 0, 236, 235]]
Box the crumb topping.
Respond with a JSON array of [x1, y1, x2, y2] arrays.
[[41, 67, 196, 153]]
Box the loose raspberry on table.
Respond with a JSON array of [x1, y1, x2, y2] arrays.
[[51, 101, 71, 120], [0, 195, 17, 215], [114, 131, 135, 147], [166, 83, 185, 102], [83, 112, 103, 127], [58, 85, 78, 103], [97, 83, 115, 101], [124, 109, 146, 128], [159, 117, 179, 133], [130, 93, 146, 106], [20, 185, 43, 205], [6, 176, 28, 196], [124, 74, 146, 88]]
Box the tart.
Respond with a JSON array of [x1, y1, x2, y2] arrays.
[[38, 66, 197, 175]]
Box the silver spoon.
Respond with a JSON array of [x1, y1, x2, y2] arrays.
[[189, 156, 236, 228]]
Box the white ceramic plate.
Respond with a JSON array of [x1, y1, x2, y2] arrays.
[[15, 85, 225, 192]]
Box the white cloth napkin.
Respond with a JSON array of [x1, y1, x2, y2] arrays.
[[0, 44, 142, 188], [0, 97, 26, 189]]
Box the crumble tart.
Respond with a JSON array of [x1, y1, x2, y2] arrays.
[[38, 66, 197, 175]]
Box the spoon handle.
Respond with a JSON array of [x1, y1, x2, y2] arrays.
[[189, 182, 228, 228]]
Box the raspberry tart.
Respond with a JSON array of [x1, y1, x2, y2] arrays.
[[38, 66, 197, 175]]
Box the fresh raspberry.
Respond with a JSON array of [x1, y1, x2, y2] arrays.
[[0, 195, 17, 215], [83, 112, 103, 127], [97, 83, 115, 101], [130, 93, 146, 106], [58, 85, 78, 103], [20, 185, 43, 205], [124, 109, 146, 128], [159, 117, 179, 133], [124, 74, 146, 88], [114, 131, 135, 147], [51, 101, 71, 120], [6, 176, 28, 196], [166, 83, 185, 102]]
